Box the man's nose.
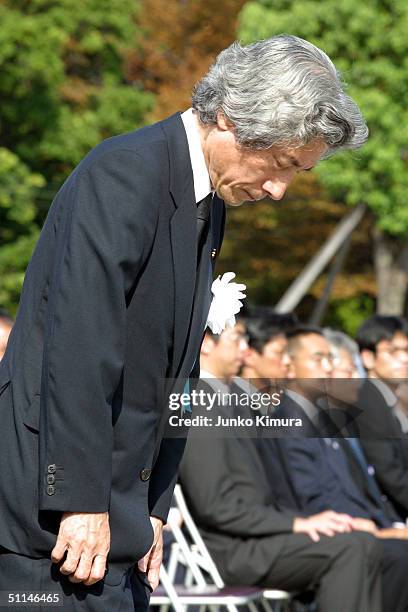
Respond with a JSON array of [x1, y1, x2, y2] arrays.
[[239, 338, 249, 356], [322, 357, 333, 374], [262, 179, 289, 200]]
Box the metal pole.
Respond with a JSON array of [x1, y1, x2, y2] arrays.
[[309, 234, 352, 325], [275, 204, 365, 313]]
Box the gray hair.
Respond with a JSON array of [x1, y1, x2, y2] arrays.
[[192, 34, 368, 154], [323, 328, 359, 359]]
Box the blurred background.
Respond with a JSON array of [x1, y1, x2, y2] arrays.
[[0, 0, 407, 335]]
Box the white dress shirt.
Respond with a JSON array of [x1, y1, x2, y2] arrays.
[[181, 108, 212, 203]]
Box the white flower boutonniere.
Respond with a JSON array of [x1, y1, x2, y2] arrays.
[[206, 272, 246, 334]]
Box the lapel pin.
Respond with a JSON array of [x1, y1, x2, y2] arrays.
[[211, 248, 217, 259]]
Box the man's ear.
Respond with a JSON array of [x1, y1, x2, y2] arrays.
[[284, 354, 296, 379], [360, 349, 375, 372], [216, 111, 234, 132], [243, 347, 258, 367], [201, 335, 215, 356]]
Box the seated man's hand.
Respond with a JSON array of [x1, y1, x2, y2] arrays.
[[293, 511, 354, 542], [138, 516, 164, 591], [375, 527, 408, 540], [51, 512, 110, 586], [350, 517, 378, 533]]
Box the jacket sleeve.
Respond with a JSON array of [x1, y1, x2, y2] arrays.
[[360, 439, 408, 515], [278, 438, 330, 515], [39, 149, 159, 512], [179, 436, 296, 537], [357, 385, 408, 515]]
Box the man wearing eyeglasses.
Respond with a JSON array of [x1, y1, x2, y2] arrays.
[[270, 325, 335, 436], [355, 315, 408, 521], [258, 324, 408, 612]]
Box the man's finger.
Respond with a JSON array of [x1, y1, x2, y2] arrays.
[[83, 555, 108, 586], [328, 520, 346, 532], [51, 538, 68, 564], [60, 548, 80, 576], [147, 567, 160, 591], [318, 526, 334, 538], [68, 552, 93, 584], [138, 553, 149, 573], [308, 529, 320, 542]]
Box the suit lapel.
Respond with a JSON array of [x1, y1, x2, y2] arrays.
[[161, 114, 197, 377], [160, 114, 226, 379]]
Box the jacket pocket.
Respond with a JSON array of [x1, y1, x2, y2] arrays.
[[23, 393, 40, 432], [0, 363, 10, 397]]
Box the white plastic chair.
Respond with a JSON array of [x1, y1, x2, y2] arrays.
[[150, 484, 292, 611]]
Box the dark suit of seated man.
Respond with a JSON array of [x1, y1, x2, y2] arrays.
[[264, 325, 408, 612], [355, 315, 408, 520], [179, 329, 383, 612]]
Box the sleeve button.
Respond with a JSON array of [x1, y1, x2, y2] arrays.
[[47, 464, 57, 474], [46, 474, 56, 485], [46, 485, 55, 496]]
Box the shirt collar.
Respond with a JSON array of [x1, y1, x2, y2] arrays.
[[199, 370, 231, 404], [369, 378, 397, 407], [286, 389, 319, 423], [181, 108, 212, 204], [394, 406, 408, 433]]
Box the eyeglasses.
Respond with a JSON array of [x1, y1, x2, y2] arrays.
[[308, 353, 335, 366], [376, 345, 408, 358], [224, 332, 249, 345]]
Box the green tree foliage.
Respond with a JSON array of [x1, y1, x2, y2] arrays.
[[0, 0, 154, 310], [239, 0, 408, 235], [233, 0, 408, 320], [0, 148, 43, 313]]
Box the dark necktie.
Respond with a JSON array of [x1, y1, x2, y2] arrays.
[[196, 193, 212, 261], [343, 437, 391, 527]]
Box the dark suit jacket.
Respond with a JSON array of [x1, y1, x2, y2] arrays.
[[179, 400, 299, 585], [0, 113, 225, 584], [269, 394, 397, 526], [274, 393, 320, 437], [356, 380, 408, 519], [278, 437, 392, 524]]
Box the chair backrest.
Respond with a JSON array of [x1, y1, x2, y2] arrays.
[[171, 483, 225, 588]]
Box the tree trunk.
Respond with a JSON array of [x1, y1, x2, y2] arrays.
[[373, 228, 408, 315]]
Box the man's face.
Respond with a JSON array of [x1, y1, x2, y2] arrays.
[[328, 347, 360, 406], [205, 326, 248, 380], [331, 348, 359, 379], [205, 115, 327, 206], [287, 334, 333, 400], [245, 334, 288, 379], [362, 332, 408, 381], [0, 322, 12, 361], [288, 334, 333, 379]]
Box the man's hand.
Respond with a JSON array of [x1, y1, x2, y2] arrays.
[[137, 516, 164, 591], [350, 517, 378, 533], [51, 512, 110, 586], [293, 511, 354, 542], [374, 527, 408, 540]]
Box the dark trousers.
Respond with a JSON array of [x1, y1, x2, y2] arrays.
[[261, 532, 382, 612], [381, 538, 408, 612], [0, 547, 150, 611]]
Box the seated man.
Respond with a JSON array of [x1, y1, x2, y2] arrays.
[[200, 321, 249, 387], [179, 323, 383, 612], [324, 327, 404, 523], [241, 313, 297, 383], [355, 315, 408, 519], [264, 325, 408, 612]]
